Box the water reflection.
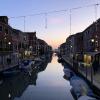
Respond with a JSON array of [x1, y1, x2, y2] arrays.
[[0, 54, 74, 100], [0, 54, 52, 100], [0, 68, 38, 100]]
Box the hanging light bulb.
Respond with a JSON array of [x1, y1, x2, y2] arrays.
[[45, 13, 47, 29], [24, 16, 26, 32], [8, 93, 11, 98], [69, 9, 72, 35]]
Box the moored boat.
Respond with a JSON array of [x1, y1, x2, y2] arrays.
[[78, 95, 97, 100], [63, 68, 75, 79], [2, 70, 20, 77], [19, 60, 35, 70], [58, 57, 63, 63], [70, 76, 94, 99]]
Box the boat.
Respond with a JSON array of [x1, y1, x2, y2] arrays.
[[63, 68, 75, 79], [2, 70, 20, 77], [19, 60, 35, 70], [70, 76, 94, 99], [40, 56, 46, 61], [58, 57, 63, 63], [34, 57, 43, 62], [29, 60, 35, 68], [78, 95, 97, 100], [0, 80, 3, 85]]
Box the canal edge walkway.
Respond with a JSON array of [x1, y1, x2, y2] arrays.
[[61, 55, 100, 96]]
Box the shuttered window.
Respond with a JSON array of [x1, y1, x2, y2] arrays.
[[0, 26, 2, 32]]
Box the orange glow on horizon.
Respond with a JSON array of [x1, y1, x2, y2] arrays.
[[44, 38, 66, 49]]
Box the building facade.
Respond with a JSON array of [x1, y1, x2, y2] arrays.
[[0, 16, 52, 71], [59, 18, 100, 65]]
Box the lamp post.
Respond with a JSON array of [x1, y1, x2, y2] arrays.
[[36, 41, 40, 57], [8, 42, 11, 52], [91, 39, 95, 43], [90, 38, 95, 84], [38, 44, 40, 56], [70, 9, 72, 35], [8, 42, 11, 45]]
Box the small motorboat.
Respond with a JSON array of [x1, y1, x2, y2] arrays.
[[29, 60, 35, 68], [78, 95, 97, 100], [70, 76, 94, 99], [40, 56, 46, 61], [63, 68, 75, 79], [2, 70, 20, 77], [19, 60, 32, 69], [58, 57, 63, 63], [34, 57, 43, 62], [0, 80, 3, 85]]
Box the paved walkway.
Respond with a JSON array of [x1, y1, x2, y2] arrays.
[[62, 55, 100, 92], [78, 62, 100, 90]]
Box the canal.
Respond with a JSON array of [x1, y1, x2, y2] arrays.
[[0, 55, 74, 100]]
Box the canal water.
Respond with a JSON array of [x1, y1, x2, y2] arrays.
[[0, 55, 74, 100]]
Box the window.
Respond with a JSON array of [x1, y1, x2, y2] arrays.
[[0, 41, 2, 48], [5, 29, 8, 34], [24, 36, 27, 41], [0, 26, 2, 32]]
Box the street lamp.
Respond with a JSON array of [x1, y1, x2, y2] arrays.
[[8, 42, 11, 52], [4, 37, 6, 40], [8, 42, 11, 45], [70, 45, 72, 48], [91, 39, 95, 43]]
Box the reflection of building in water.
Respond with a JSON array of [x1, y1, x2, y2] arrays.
[[0, 53, 53, 100], [37, 54, 52, 73], [0, 70, 38, 100], [48, 53, 53, 63]]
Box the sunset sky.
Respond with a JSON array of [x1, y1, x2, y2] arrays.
[[0, 0, 100, 49]]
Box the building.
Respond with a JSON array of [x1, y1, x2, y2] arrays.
[[12, 29, 29, 60], [83, 19, 100, 52], [0, 16, 52, 71], [24, 32, 37, 58], [0, 16, 13, 53], [73, 32, 83, 61], [37, 39, 51, 56], [59, 18, 100, 67], [0, 16, 19, 70], [82, 18, 100, 65], [59, 43, 66, 56]]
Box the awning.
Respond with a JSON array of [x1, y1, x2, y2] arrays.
[[83, 52, 100, 56]]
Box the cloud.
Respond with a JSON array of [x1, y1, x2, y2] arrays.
[[49, 17, 64, 25]]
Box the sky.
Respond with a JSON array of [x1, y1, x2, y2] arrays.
[[0, 0, 100, 49]]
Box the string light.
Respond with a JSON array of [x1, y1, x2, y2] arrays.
[[9, 3, 100, 33], [24, 16, 26, 32], [70, 9, 72, 35], [45, 13, 47, 29], [69, 3, 100, 35], [9, 3, 100, 19]]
